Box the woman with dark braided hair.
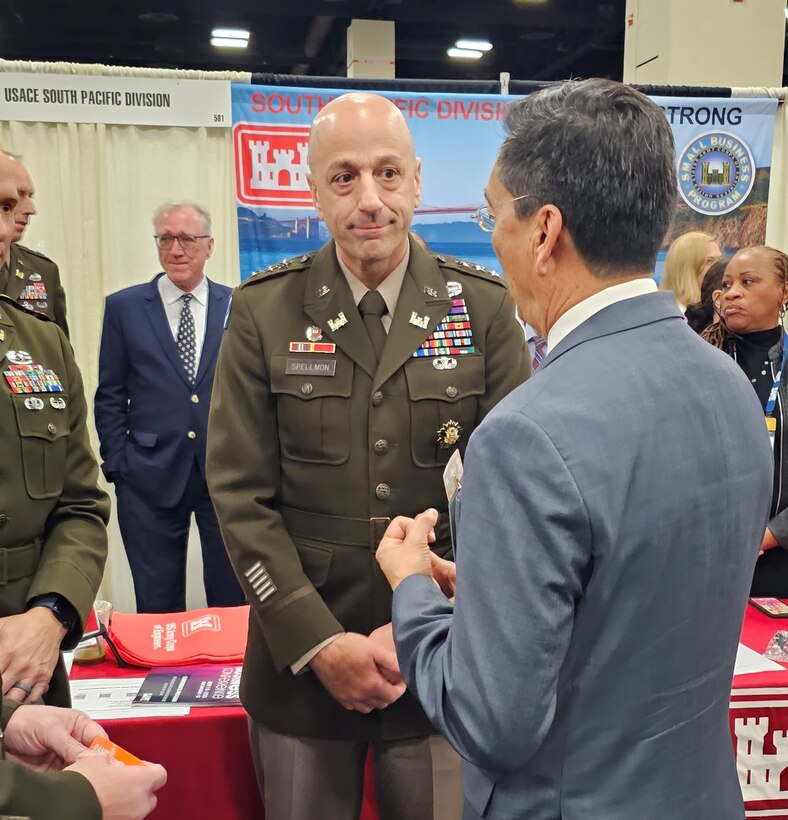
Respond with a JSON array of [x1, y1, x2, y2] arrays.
[[707, 245, 788, 594]]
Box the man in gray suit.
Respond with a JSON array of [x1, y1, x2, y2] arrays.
[[375, 78, 773, 819]]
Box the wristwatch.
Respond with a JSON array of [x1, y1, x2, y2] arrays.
[[27, 594, 79, 646]]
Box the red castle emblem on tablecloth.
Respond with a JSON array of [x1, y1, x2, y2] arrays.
[[234, 123, 314, 208]]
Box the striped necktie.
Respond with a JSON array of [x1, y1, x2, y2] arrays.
[[532, 334, 548, 371]]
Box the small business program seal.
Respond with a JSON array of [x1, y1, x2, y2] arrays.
[[677, 131, 755, 215]]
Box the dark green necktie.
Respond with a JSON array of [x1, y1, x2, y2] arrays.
[[0, 263, 9, 294], [358, 290, 388, 362]]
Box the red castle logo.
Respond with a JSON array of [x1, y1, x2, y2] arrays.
[[181, 614, 221, 636], [234, 123, 314, 208]]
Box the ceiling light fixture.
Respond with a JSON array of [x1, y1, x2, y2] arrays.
[[139, 12, 179, 23], [211, 28, 250, 40], [447, 47, 483, 59], [455, 39, 493, 52], [211, 37, 249, 49]]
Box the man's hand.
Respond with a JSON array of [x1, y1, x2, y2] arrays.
[[65, 753, 167, 820], [430, 552, 457, 600], [309, 632, 406, 712], [5, 704, 107, 772], [0, 608, 66, 703], [760, 528, 780, 557], [376, 509, 439, 590], [368, 623, 403, 686]]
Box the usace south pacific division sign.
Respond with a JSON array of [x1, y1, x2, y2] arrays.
[[234, 123, 314, 208]]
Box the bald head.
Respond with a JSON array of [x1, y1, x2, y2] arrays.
[[0, 152, 36, 244], [308, 93, 416, 170], [305, 92, 423, 287]]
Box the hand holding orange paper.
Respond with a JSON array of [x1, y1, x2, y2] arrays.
[[89, 735, 145, 766]]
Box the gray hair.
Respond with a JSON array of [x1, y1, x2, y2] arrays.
[[497, 78, 676, 278], [152, 201, 212, 235]]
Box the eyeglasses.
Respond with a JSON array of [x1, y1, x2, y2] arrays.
[[471, 194, 536, 233], [154, 234, 210, 251]]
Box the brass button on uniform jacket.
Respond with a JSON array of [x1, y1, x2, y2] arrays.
[[208, 240, 529, 741], [0, 295, 109, 707]]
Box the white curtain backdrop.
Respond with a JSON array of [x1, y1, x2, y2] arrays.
[[0, 116, 240, 613], [1, 61, 787, 613]]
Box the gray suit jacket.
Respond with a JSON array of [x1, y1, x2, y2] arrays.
[[393, 291, 772, 820]]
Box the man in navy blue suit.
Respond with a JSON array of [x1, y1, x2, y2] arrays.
[[95, 202, 243, 613]]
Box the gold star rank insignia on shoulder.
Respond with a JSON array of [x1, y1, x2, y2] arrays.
[[437, 419, 462, 449]]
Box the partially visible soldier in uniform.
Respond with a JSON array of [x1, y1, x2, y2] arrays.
[[0, 671, 167, 819], [0, 149, 69, 335], [0, 177, 167, 820], [208, 93, 529, 820], [0, 179, 108, 708]]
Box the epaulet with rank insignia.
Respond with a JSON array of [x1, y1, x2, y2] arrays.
[[239, 252, 316, 289], [14, 243, 55, 264], [0, 293, 54, 321], [433, 254, 508, 288]]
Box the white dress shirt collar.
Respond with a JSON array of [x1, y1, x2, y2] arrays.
[[524, 322, 541, 344], [336, 245, 410, 318], [158, 273, 208, 306], [547, 277, 657, 353]]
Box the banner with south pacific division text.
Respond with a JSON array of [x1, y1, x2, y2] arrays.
[[232, 85, 777, 283]]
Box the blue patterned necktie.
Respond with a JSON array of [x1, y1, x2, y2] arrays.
[[177, 293, 196, 383], [532, 334, 548, 371]]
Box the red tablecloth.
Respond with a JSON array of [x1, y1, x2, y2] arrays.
[[733, 606, 788, 819], [70, 656, 378, 820], [69, 607, 788, 820]]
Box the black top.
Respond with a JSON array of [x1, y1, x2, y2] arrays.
[[733, 326, 788, 598], [735, 326, 782, 409], [734, 326, 782, 521]]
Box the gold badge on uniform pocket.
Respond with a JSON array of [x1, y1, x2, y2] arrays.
[[437, 419, 462, 449]]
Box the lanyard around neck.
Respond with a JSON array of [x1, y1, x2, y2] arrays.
[[765, 331, 788, 418]]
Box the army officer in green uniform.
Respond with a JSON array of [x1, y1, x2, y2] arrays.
[[0, 290, 107, 707], [208, 93, 529, 820], [0, 150, 69, 335], [0, 180, 166, 819], [0, 168, 107, 708]]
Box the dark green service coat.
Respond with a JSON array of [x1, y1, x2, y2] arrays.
[[208, 239, 529, 741], [1, 244, 69, 337], [0, 295, 108, 707]]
